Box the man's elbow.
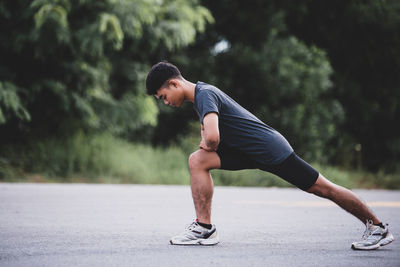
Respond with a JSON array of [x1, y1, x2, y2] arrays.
[[206, 135, 220, 150]]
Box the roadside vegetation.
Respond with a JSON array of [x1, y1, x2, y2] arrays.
[[1, 134, 398, 189], [1, 1, 399, 188]]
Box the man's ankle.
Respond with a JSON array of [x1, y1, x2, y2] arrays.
[[197, 220, 212, 229], [374, 222, 385, 229]]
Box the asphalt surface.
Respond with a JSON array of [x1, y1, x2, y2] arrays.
[[0, 183, 399, 267]]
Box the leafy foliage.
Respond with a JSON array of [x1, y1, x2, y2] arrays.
[[280, 0, 400, 171], [1, 0, 399, 178], [0, 82, 31, 124], [0, 0, 212, 141]]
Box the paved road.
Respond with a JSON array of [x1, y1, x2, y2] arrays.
[[0, 183, 399, 267]]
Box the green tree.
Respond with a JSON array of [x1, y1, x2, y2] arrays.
[[281, 0, 400, 171], [0, 0, 213, 142]]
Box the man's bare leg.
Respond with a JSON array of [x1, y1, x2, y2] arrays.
[[307, 174, 380, 224], [188, 149, 221, 224]]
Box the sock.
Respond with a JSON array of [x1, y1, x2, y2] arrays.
[[374, 222, 385, 229], [197, 221, 212, 230]]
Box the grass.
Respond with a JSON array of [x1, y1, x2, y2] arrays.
[[0, 133, 189, 185], [0, 133, 399, 189]]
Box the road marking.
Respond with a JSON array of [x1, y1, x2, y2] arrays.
[[368, 201, 400, 207], [233, 200, 400, 207]]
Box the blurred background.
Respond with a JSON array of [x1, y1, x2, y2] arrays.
[[0, 0, 399, 188]]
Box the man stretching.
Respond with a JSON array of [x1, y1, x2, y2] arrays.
[[145, 61, 394, 250]]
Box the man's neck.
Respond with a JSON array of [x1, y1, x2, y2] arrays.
[[182, 80, 196, 103]]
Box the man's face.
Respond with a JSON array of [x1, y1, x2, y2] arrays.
[[154, 80, 184, 107]]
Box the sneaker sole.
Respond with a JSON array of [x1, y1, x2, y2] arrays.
[[170, 236, 219, 246], [169, 239, 219, 246], [170, 230, 219, 246], [351, 233, 394, 250]]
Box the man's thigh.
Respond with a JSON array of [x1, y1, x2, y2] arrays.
[[216, 143, 257, 171], [260, 152, 319, 191]]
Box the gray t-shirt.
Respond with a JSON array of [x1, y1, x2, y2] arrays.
[[194, 81, 293, 165]]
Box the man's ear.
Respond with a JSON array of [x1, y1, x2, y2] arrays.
[[168, 79, 179, 88]]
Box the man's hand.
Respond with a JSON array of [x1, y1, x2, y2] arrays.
[[199, 113, 219, 151], [199, 138, 214, 152]]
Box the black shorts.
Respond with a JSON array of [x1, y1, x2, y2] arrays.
[[216, 145, 319, 191]]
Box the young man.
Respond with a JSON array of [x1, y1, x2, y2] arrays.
[[145, 61, 394, 250]]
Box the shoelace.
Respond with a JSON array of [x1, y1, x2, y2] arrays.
[[361, 220, 385, 240], [181, 221, 202, 238], [185, 220, 199, 231], [361, 220, 374, 239]]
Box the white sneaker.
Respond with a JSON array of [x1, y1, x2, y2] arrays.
[[351, 220, 394, 250], [170, 220, 219, 245]]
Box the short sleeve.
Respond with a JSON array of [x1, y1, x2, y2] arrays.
[[195, 90, 220, 124]]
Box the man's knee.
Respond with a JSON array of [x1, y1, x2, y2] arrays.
[[188, 150, 207, 171], [188, 149, 221, 172]]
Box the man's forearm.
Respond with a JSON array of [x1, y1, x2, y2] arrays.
[[205, 138, 219, 151]]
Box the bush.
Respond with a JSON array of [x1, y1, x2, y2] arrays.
[[0, 133, 190, 184], [1, 133, 399, 189]]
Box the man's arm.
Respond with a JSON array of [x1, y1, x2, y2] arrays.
[[199, 112, 219, 152]]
